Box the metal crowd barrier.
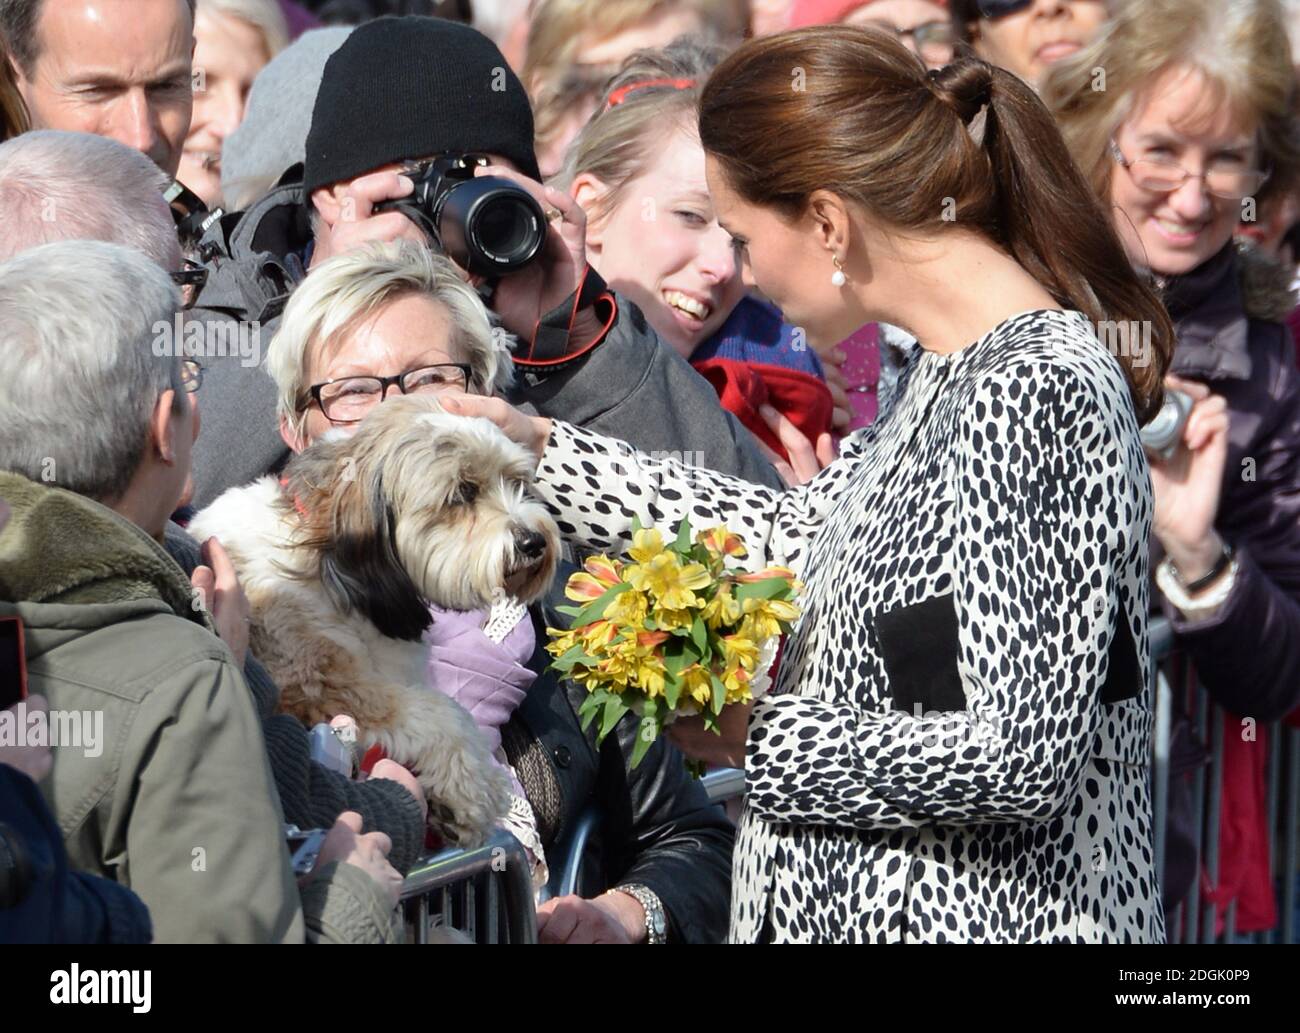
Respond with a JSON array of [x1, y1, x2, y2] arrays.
[[544, 767, 747, 900], [1150, 616, 1300, 944], [399, 828, 537, 943]]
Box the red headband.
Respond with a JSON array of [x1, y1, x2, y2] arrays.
[[604, 77, 696, 111]]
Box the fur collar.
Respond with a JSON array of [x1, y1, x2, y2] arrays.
[[0, 471, 211, 630], [1237, 240, 1298, 323], [1162, 240, 1297, 382]]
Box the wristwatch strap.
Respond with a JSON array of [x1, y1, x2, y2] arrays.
[[615, 883, 667, 944], [1173, 541, 1234, 595]]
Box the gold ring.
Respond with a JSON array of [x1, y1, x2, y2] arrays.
[[545, 207, 563, 222]]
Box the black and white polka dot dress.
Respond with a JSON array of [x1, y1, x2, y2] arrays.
[[535, 309, 1165, 942]]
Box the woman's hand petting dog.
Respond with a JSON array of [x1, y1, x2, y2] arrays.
[[310, 810, 404, 909], [536, 892, 645, 944], [440, 392, 552, 466], [191, 536, 251, 664], [367, 758, 428, 822]]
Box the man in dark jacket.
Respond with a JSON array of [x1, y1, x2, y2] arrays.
[[186, 15, 782, 508]]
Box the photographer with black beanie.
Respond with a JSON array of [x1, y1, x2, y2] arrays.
[[187, 14, 783, 509]]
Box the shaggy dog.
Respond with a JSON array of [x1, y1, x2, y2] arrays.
[[189, 395, 560, 846]]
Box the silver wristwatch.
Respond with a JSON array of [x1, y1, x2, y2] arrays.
[[615, 883, 667, 944]]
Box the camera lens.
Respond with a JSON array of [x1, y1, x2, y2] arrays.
[[474, 196, 537, 265], [439, 177, 545, 276]]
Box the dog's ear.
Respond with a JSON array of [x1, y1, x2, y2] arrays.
[[321, 469, 433, 642], [286, 440, 433, 642]]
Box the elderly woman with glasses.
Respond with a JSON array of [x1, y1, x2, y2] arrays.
[[1045, 0, 1300, 924], [261, 239, 734, 944]]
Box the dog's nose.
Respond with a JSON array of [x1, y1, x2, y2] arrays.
[[513, 528, 547, 560]]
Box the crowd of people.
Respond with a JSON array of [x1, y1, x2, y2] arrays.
[[1, 0, 1298, 944]]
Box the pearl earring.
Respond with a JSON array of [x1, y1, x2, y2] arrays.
[[830, 255, 847, 287]]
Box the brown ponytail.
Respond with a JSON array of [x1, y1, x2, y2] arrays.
[[699, 26, 1172, 423], [0, 47, 28, 143]]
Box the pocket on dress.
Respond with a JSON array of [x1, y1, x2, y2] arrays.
[[874, 592, 966, 714]]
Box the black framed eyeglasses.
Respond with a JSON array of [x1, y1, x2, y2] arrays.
[[304, 364, 474, 425], [180, 358, 204, 394], [1109, 139, 1269, 200], [975, 0, 1034, 18], [170, 261, 208, 310]]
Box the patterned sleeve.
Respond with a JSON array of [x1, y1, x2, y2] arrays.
[[533, 418, 873, 577], [745, 361, 1134, 828]]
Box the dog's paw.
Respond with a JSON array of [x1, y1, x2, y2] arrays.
[[421, 756, 511, 850]]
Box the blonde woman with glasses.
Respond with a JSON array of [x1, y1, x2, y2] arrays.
[[1046, 0, 1300, 924]]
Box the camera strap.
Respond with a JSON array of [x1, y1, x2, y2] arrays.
[[516, 265, 617, 372]]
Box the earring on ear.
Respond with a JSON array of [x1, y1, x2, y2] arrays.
[[830, 255, 847, 288]]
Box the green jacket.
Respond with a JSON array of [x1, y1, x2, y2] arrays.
[[0, 472, 398, 943]]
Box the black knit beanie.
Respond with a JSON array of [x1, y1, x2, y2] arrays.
[[303, 16, 541, 195]]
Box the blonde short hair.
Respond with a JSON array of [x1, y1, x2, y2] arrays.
[[1042, 0, 1300, 203], [268, 240, 512, 435], [197, 0, 289, 58]]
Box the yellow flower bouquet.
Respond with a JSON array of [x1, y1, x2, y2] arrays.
[[545, 517, 802, 772]]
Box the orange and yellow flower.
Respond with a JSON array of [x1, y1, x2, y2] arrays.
[[697, 526, 747, 560], [626, 552, 711, 611]]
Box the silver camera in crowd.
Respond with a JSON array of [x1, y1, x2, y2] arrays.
[[1139, 388, 1194, 461]]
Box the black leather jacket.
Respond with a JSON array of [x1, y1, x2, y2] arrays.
[[503, 591, 735, 944]]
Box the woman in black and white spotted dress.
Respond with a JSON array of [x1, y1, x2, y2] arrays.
[[449, 29, 1175, 941]]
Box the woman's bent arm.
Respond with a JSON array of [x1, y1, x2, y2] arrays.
[[746, 362, 1146, 829], [534, 419, 874, 576]]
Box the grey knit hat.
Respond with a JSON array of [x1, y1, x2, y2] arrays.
[[220, 27, 354, 211]]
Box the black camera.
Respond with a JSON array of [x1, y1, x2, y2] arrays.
[[373, 154, 547, 278]]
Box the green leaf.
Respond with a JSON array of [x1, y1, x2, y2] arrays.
[[710, 672, 726, 715], [689, 542, 713, 567], [673, 517, 693, 555], [662, 639, 691, 675], [578, 692, 603, 732], [570, 582, 632, 625], [547, 643, 593, 672], [600, 696, 629, 740], [630, 715, 659, 769], [690, 616, 708, 655], [735, 578, 790, 602], [663, 666, 682, 710]]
